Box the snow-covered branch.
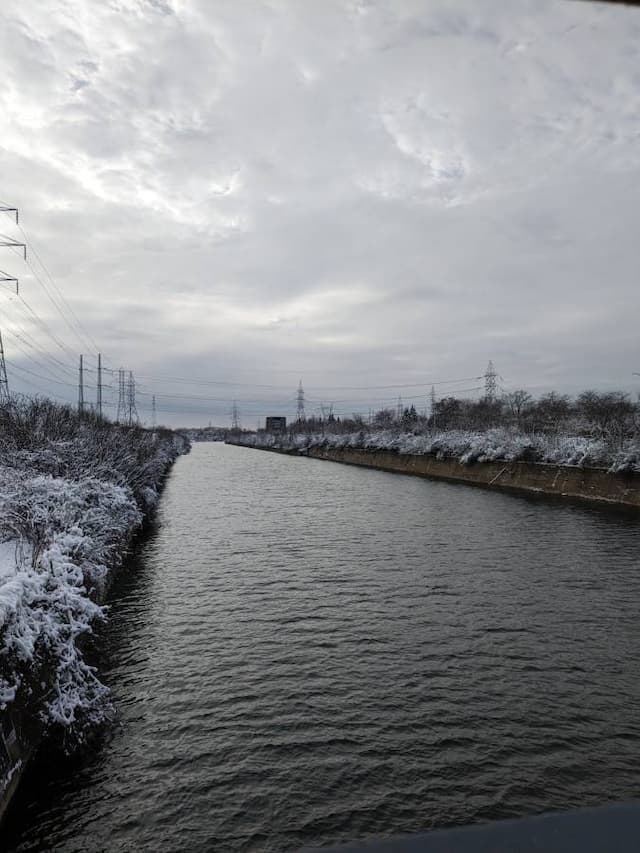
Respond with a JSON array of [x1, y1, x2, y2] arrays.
[[0, 399, 189, 754]]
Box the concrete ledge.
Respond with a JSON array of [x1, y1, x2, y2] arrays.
[[304, 447, 640, 509], [302, 801, 640, 852]]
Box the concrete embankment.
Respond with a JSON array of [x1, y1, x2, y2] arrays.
[[235, 443, 640, 510]]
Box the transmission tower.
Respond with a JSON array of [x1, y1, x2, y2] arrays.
[[484, 360, 498, 402], [296, 380, 305, 421], [396, 396, 403, 422], [0, 206, 18, 224], [0, 236, 26, 259], [96, 354, 102, 418], [231, 400, 241, 431], [0, 205, 21, 294], [0, 205, 20, 403], [0, 330, 10, 405], [430, 386, 437, 429], [116, 368, 126, 423], [127, 371, 139, 426], [151, 394, 157, 429], [0, 271, 18, 294], [78, 354, 84, 413]]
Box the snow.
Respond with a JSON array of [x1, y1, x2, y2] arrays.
[[0, 414, 190, 750], [236, 428, 640, 473]]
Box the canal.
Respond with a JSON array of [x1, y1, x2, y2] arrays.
[[4, 442, 640, 851]]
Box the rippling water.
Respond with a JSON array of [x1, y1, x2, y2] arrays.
[[5, 442, 640, 852]]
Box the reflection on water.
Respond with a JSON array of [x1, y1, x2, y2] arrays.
[[5, 443, 640, 852]]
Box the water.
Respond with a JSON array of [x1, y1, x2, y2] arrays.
[[5, 442, 640, 852]]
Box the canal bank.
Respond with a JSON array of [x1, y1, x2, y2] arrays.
[[0, 431, 190, 826], [231, 442, 640, 510]]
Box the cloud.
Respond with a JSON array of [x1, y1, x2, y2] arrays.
[[0, 0, 639, 423]]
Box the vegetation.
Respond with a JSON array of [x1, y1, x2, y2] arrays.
[[0, 398, 189, 764], [250, 389, 640, 473]]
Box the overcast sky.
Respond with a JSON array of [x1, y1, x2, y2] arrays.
[[1, 0, 639, 426]]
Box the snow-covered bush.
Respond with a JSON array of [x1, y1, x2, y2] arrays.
[[233, 427, 640, 473], [0, 399, 189, 754]]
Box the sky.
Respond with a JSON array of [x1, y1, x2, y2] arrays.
[[0, 0, 639, 427]]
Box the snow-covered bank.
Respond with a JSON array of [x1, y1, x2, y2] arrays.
[[234, 428, 640, 474], [0, 400, 189, 817]]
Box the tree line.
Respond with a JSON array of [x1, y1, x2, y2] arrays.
[[290, 390, 639, 446]]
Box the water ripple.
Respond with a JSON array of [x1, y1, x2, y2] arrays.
[[5, 442, 640, 852]]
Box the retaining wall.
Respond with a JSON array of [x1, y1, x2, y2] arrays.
[[230, 441, 640, 509], [306, 447, 640, 508]]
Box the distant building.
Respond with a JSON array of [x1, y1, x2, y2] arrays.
[[265, 416, 287, 434]]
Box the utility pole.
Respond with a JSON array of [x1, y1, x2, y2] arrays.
[[116, 368, 126, 423], [484, 360, 498, 402], [127, 371, 138, 426], [96, 353, 102, 418], [0, 331, 10, 405], [296, 380, 305, 421], [78, 354, 84, 414]]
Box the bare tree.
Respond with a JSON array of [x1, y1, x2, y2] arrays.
[[504, 390, 533, 429]]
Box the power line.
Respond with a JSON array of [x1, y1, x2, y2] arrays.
[[22, 252, 97, 357], [22, 241, 99, 356], [0, 293, 79, 371], [136, 388, 297, 404], [131, 372, 483, 394], [5, 359, 97, 390], [17, 293, 79, 359], [1, 206, 100, 356], [2, 328, 79, 384]]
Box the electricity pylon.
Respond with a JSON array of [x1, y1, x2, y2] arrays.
[[116, 368, 126, 423], [484, 360, 498, 402], [0, 206, 18, 224], [0, 236, 26, 259], [96, 354, 102, 418], [430, 385, 437, 429], [0, 330, 10, 404], [296, 380, 305, 420], [0, 205, 20, 401], [127, 371, 138, 426], [78, 354, 84, 413], [231, 400, 241, 431], [0, 271, 18, 293]]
